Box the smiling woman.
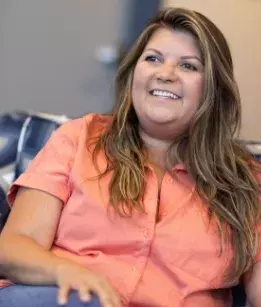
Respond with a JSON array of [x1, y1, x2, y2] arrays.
[[0, 7, 261, 307], [132, 28, 204, 139]]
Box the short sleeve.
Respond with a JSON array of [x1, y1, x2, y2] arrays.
[[7, 117, 83, 206]]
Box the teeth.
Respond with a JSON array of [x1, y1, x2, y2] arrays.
[[151, 90, 179, 99]]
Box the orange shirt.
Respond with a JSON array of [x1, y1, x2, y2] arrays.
[[2, 113, 261, 306]]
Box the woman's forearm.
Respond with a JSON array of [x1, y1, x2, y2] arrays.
[[0, 234, 71, 285]]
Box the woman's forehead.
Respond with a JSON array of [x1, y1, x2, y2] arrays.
[[143, 27, 201, 59]]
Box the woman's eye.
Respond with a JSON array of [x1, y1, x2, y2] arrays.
[[145, 55, 161, 63], [181, 63, 197, 71]]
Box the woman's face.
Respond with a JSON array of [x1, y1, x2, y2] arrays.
[[132, 27, 204, 140]]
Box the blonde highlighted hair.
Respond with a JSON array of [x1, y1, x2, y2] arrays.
[[92, 7, 261, 282]]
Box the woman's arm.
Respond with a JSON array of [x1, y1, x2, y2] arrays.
[[0, 187, 122, 307], [0, 187, 68, 284]]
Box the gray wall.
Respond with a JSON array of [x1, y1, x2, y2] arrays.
[[0, 0, 128, 117]]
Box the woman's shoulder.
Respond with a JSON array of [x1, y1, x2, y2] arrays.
[[57, 113, 112, 141]]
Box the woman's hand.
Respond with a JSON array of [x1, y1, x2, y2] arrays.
[[56, 262, 122, 307]]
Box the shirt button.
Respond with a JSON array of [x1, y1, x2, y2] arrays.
[[135, 242, 149, 255], [134, 249, 140, 256], [161, 211, 167, 217], [132, 266, 138, 273], [121, 298, 127, 306], [143, 229, 149, 238], [166, 177, 173, 184]]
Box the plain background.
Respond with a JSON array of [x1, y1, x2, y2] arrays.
[[0, 0, 260, 141], [0, 0, 128, 117]]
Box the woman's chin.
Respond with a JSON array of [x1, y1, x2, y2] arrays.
[[145, 112, 177, 125]]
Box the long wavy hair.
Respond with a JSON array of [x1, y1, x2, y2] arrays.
[[92, 7, 261, 282]]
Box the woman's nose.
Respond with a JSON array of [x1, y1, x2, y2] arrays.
[[156, 64, 178, 83]]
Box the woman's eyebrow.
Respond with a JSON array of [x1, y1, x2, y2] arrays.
[[143, 48, 163, 56], [180, 55, 203, 64], [144, 48, 202, 64]]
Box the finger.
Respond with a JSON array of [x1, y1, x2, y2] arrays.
[[93, 284, 122, 307], [102, 283, 122, 307], [57, 284, 70, 305], [102, 286, 122, 307], [78, 284, 91, 302], [94, 289, 114, 307], [110, 293, 122, 307]]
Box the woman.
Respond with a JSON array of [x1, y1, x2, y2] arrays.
[[0, 7, 260, 307]]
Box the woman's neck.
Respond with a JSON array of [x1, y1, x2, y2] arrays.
[[140, 130, 171, 170], [140, 129, 186, 170]]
